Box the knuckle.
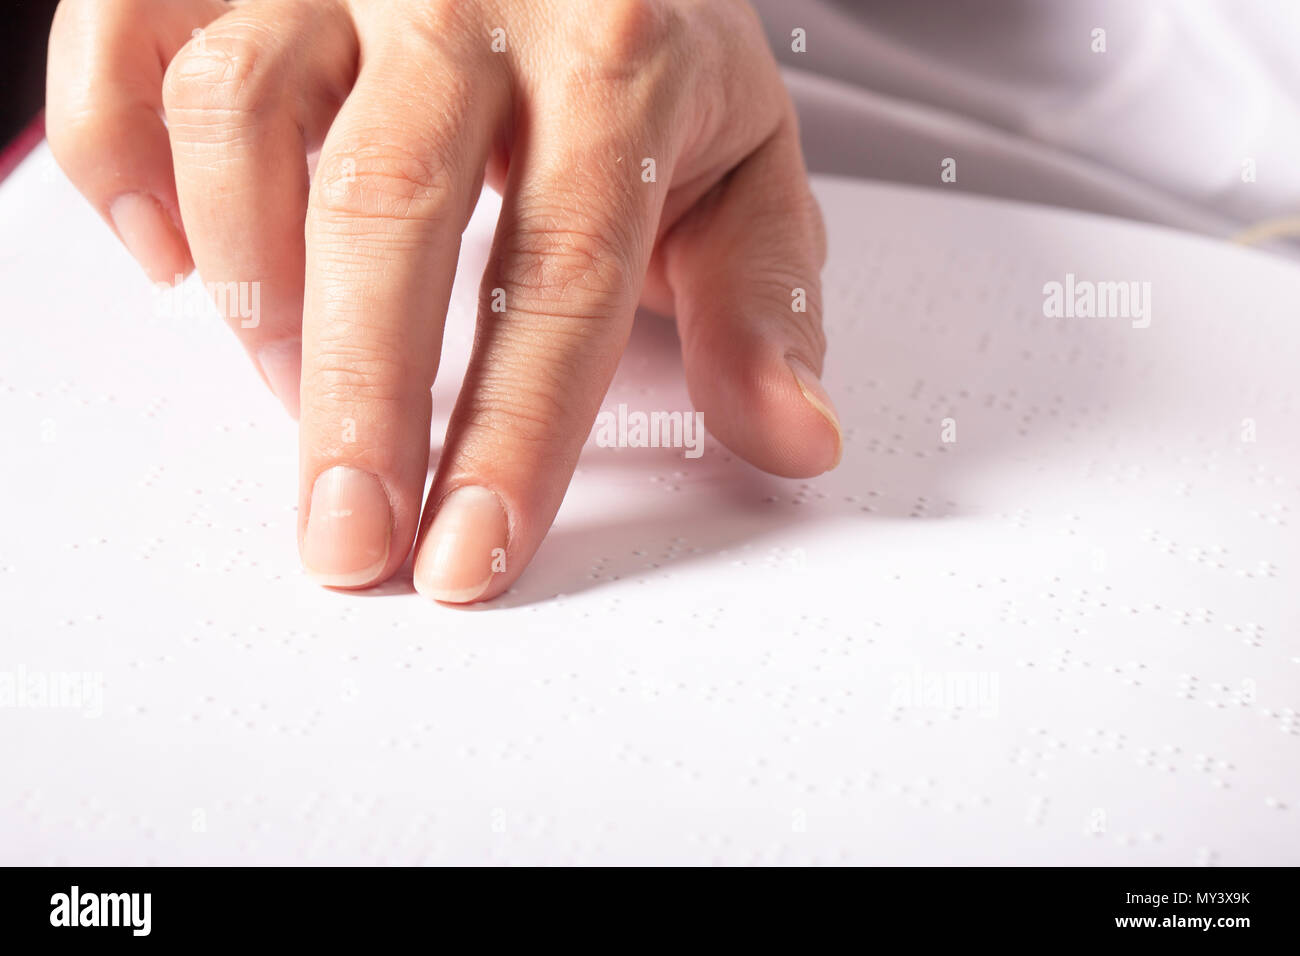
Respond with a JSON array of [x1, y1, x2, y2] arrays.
[[459, 381, 571, 453], [483, 324, 599, 387], [464, 401, 562, 451], [573, 0, 680, 74], [555, 2, 697, 117], [453, 328, 608, 457], [497, 200, 636, 309], [504, 229, 625, 305], [311, 137, 460, 226], [305, 343, 417, 409], [398, 0, 475, 51], [163, 29, 275, 120]]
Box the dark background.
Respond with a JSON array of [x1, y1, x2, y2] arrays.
[[5, 0, 59, 146]]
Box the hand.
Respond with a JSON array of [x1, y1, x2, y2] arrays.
[[46, 0, 841, 603]]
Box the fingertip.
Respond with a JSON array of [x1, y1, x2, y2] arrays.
[[412, 486, 510, 605], [109, 192, 193, 286], [257, 338, 303, 420], [301, 466, 393, 589], [785, 354, 843, 472], [685, 344, 841, 479]]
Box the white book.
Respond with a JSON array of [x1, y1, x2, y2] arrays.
[[1, 144, 1296, 865]]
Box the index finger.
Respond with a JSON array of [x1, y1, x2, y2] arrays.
[[297, 39, 505, 588]]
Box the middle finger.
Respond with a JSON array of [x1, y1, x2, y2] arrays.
[[297, 16, 509, 588]]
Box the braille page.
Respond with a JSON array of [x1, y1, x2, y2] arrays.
[[1, 144, 1297, 865]]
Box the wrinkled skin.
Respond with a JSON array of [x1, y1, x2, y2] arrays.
[[47, 0, 839, 603]]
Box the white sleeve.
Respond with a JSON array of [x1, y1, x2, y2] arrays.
[[751, 0, 1300, 241]]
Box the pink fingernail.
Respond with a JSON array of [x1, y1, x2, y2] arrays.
[[257, 339, 302, 419], [787, 354, 844, 469], [302, 466, 391, 588], [413, 486, 508, 604], [109, 193, 191, 285]]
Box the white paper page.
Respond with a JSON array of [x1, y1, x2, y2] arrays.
[[1, 144, 1297, 865]]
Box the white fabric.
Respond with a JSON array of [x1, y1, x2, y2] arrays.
[[753, 0, 1300, 243]]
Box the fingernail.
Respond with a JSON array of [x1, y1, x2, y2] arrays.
[[302, 466, 391, 588], [413, 486, 508, 604], [787, 355, 843, 469], [109, 193, 192, 285], [257, 339, 302, 420]]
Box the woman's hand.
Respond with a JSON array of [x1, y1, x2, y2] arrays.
[[46, 0, 840, 603]]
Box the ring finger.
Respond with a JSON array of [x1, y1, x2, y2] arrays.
[[162, 0, 359, 416]]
